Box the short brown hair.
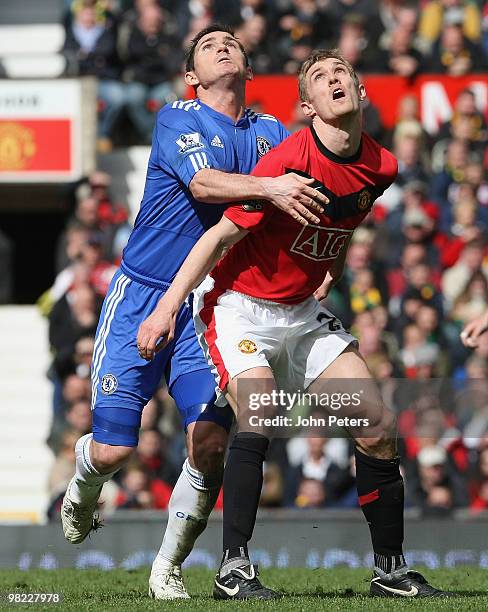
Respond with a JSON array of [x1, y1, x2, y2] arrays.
[[298, 49, 359, 102], [185, 23, 249, 73]]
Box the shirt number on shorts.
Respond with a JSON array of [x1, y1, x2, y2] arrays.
[[317, 312, 341, 332]]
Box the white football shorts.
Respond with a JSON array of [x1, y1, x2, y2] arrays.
[[193, 275, 357, 405]]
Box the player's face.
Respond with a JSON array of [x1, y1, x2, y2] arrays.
[[186, 31, 252, 89], [301, 58, 366, 123]]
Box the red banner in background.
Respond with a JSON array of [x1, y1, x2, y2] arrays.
[[187, 74, 488, 133], [0, 119, 71, 173]]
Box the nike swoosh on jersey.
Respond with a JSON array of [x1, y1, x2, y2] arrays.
[[216, 581, 240, 596]]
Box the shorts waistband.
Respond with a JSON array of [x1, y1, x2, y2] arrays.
[[120, 261, 172, 290], [228, 289, 312, 308]]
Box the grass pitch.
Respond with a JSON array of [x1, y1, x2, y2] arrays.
[[0, 568, 487, 611]]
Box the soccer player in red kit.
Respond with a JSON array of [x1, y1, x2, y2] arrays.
[[138, 50, 448, 600]]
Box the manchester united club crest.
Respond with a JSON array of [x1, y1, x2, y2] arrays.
[[0, 122, 36, 171], [357, 189, 372, 211], [238, 339, 257, 354], [256, 136, 271, 157]]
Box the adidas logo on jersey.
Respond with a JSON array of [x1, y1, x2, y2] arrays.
[[211, 135, 224, 148]]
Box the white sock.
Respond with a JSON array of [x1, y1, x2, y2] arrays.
[[156, 458, 222, 567], [69, 433, 118, 505]]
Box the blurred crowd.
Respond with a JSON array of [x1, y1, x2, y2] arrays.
[[40, 0, 488, 519], [58, 0, 488, 149]]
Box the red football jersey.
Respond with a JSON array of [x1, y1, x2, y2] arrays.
[[212, 126, 398, 304]]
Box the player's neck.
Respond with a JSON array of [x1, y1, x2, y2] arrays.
[[198, 84, 246, 123], [312, 115, 362, 158]]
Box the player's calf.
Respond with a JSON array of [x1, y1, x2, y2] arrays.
[[90, 440, 136, 473], [188, 421, 227, 475]]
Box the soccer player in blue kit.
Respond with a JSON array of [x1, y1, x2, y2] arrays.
[[61, 24, 327, 600]]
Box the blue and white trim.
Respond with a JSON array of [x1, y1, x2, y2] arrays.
[[172, 99, 202, 111], [189, 151, 211, 172], [90, 273, 131, 410]]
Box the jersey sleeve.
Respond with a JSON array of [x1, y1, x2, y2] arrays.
[[155, 105, 219, 187], [224, 149, 285, 232]]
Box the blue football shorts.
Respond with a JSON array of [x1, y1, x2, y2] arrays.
[[90, 269, 233, 446]]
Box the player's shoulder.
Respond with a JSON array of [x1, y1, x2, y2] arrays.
[[246, 108, 280, 124], [362, 132, 398, 178], [252, 129, 303, 173], [157, 99, 203, 123]]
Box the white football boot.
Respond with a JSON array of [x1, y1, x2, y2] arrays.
[[148, 556, 190, 600], [61, 476, 102, 544]]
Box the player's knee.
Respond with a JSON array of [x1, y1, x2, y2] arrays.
[[189, 428, 227, 475], [91, 441, 135, 474]]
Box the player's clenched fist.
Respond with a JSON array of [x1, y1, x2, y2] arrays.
[[460, 310, 488, 348], [137, 301, 177, 360]]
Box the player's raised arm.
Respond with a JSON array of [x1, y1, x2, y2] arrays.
[[137, 217, 247, 360], [189, 168, 328, 226]]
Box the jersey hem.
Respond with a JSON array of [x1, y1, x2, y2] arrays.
[[120, 261, 172, 290]]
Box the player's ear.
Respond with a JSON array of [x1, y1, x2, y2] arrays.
[[246, 65, 253, 82], [358, 83, 367, 102], [300, 100, 315, 119], [185, 71, 199, 89]]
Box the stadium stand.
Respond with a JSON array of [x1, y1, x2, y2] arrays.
[[0, 0, 66, 78], [0, 307, 52, 523]]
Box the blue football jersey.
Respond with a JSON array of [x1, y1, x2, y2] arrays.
[[121, 99, 289, 287]]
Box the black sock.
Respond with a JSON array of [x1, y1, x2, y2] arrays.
[[222, 432, 269, 566], [355, 448, 406, 574]]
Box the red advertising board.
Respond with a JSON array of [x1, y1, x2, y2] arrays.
[[187, 74, 488, 134], [0, 120, 71, 172], [0, 79, 96, 182]]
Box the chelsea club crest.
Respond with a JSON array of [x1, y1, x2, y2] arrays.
[[256, 136, 271, 157], [101, 373, 118, 395]]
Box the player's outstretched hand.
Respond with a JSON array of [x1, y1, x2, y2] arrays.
[[137, 303, 177, 361], [263, 173, 329, 226], [460, 310, 488, 348]]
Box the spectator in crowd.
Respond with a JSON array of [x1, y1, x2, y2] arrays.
[[115, 462, 172, 509], [450, 271, 488, 328], [215, 0, 274, 28], [418, 0, 481, 51], [137, 428, 178, 485], [120, 2, 181, 143], [436, 89, 487, 153], [430, 138, 469, 212], [285, 436, 353, 507], [235, 14, 276, 74], [336, 14, 380, 73], [470, 446, 488, 513], [49, 283, 98, 380], [393, 121, 430, 187], [379, 24, 423, 77], [63, 0, 124, 151], [408, 445, 468, 514], [442, 239, 488, 308], [425, 17, 486, 75]]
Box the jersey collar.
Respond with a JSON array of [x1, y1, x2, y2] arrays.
[[310, 125, 363, 164], [196, 99, 250, 128]]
